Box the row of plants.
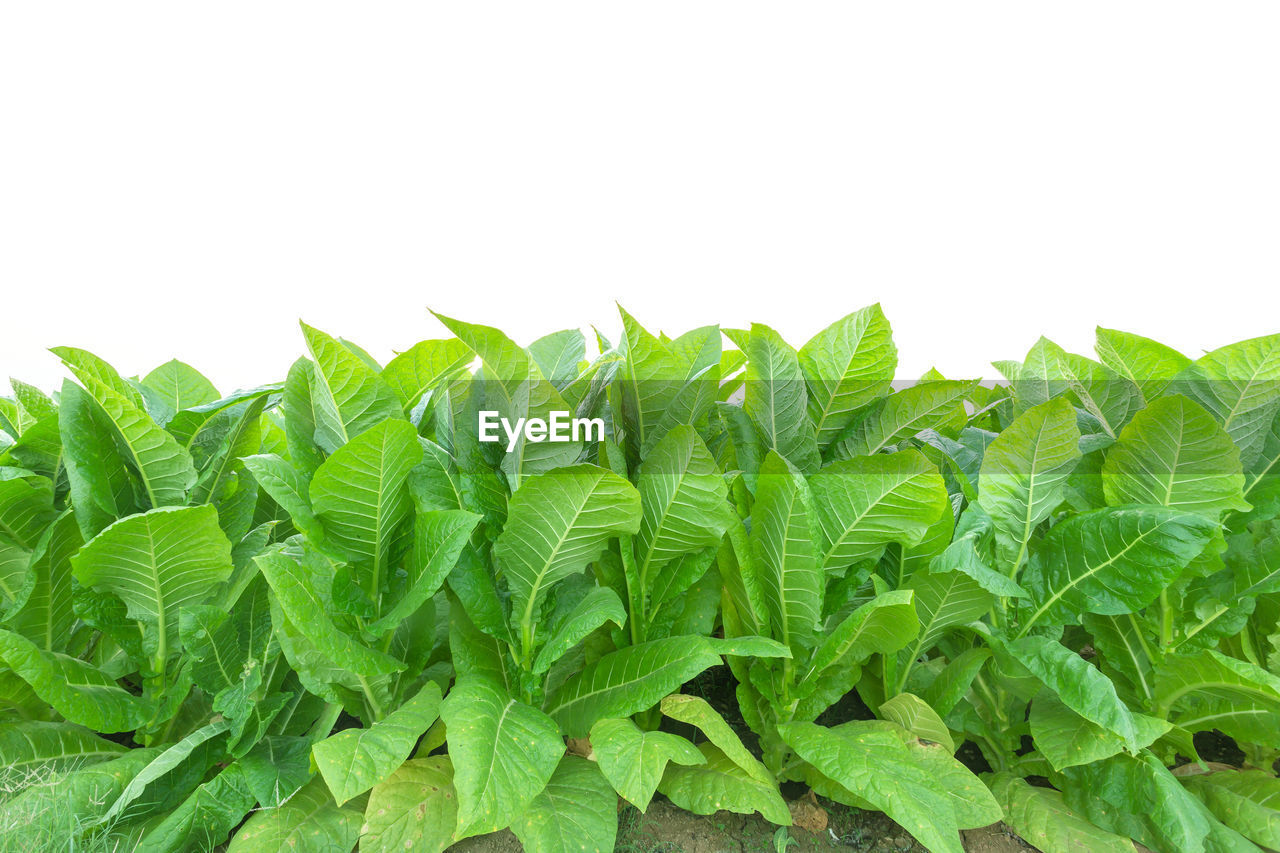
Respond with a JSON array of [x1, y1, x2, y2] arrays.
[[0, 306, 1277, 852]]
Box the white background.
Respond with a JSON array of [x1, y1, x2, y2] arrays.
[[3, 4, 1278, 396]]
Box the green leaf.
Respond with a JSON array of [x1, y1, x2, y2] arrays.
[[49, 346, 144, 407], [797, 304, 897, 449], [1095, 326, 1191, 403], [659, 743, 791, 826], [57, 380, 140, 538], [72, 505, 234, 664], [370, 508, 479, 635], [734, 323, 820, 474], [140, 359, 220, 425], [1175, 332, 1280, 468], [7, 508, 80, 651], [228, 776, 362, 853], [904, 569, 992, 655], [359, 756, 457, 853], [660, 693, 772, 784], [977, 398, 1081, 572], [988, 772, 1134, 853], [878, 693, 954, 751], [441, 676, 564, 838], [546, 636, 723, 737], [1015, 338, 1140, 437], [780, 720, 963, 853], [0, 628, 150, 731], [100, 718, 231, 825], [1102, 395, 1251, 519], [257, 551, 404, 678], [314, 681, 443, 805], [1018, 506, 1217, 634], [533, 586, 626, 674], [300, 321, 404, 454], [1155, 649, 1280, 745], [1030, 691, 1170, 771], [590, 718, 703, 811], [1005, 634, 1138, 749], [833, 380, 974, 459], [310, 419, 423, 593], [239, 736, 313, 806], [810, 450, 948, 573], [511, 755, 619, 853], [1184, 770, 1280, 850], [0, 467, 55, 552], [633, 426, 731, 611], [241, 453, 326, 540], [0, 720, 127, 776], [751, 452, 820, 654], [528, 329, 587, 386], [798, 589, 917, 694], [381, 338, 473, 410], [494, 464, 640, 651], [135, 763, 256, 853]]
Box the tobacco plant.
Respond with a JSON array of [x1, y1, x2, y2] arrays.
[[0, 308, 1278, 853]]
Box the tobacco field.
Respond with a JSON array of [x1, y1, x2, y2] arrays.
[[0, 306, 1278, 852]]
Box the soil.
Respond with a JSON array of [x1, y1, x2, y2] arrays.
[[448, 797, 1037, 852]]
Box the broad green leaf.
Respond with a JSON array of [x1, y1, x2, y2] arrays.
[[658, 742, 791, 826], [0, 628, 150, 731], [978, 397, 1081, 572], [797, 305, 897, 449], [904, 569, 992, 654], [590, 717, 703, 811], [1102, 395, 1251, 519], [511, 755, 618, 853], [100, 718, 231, 825], [360, 757, 457, 853], [799, 589, 917, 692], [6, 505, 78, 652], [134, 763, 256, 853], [58, 380, 141, 537], [0, 720, 126, 776], [310, 418, 422, 594], [780, 720, 963, 853], [1016, 338, 1140, 437], [546, 636, 723, 737], [532, 586, 625, 674], [1061, 751, 1214, 853], [369, 508, 479, 635], [1095, 326, 1191, 403], [241, 452, 326, 540], [8, 379, 57, 422], [1155, 649, 1280, 745], [441, 676, 564, 837], [0, 467, 55, 550], [660, 693, 771, 784], [528, 329, 587, 386], [875, 721, 1000, 829], [300, 322, 403, 453], [381, 338, 473, 410], [917, 647, 992, 717], [50, 346, 144, 407], [1175, 332, 1280, 468], [878, 693, 954, 751], [810, 450, 948, 572], [140, 359, 220, 425], [314, 681, 443, 805], [239, 736, 312, 806], [751, 452, 820, 653], [1005, 634, 1137, 749], [833, 380, 974, 459], [494, 464, 640, 650], [227, 776, 361, 853], [257, 551, 404, 678], [929, 509, 1027, 598], [988, 772, 1134, 853], [1184, 770, 1280, 850], [633, 426, 731, 610], [1018, 506, 1216, 633], [1086, 612, 1158, 704], [732, 323, 820, 474], [82, 375, 197, 507], [1030, 691, 1170, 771], [72, 505, 233, 664]]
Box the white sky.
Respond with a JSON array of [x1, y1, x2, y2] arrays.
[[3, 4, 1279, 397]]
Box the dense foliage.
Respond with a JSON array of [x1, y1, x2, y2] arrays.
[[1, 307, 1278, 852]]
